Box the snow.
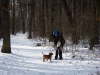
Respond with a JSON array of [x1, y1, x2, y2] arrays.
[[0, 33, 100, 75]]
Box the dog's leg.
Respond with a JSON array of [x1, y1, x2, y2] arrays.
[[43, 56, 45, 62], [50, 58, 51, 62], [50, 59, 52, 63], [50, 56, 52, 62]]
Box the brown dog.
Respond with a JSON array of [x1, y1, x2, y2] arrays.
[[42, 52, 53, 62]]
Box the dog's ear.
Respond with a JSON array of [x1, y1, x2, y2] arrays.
[[49, 53, 53, 55]]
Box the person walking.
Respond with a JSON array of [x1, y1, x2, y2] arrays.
[[52, 30, 65, 60]]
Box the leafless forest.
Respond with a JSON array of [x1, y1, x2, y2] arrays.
[[0, 0, 100, 53]]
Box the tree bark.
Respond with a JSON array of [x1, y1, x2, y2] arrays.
[[0, 0, 3, 39], [12, 0, 16, 35], [61, 0, 72, 24], [89, 0, 99, 50], [1, 0, 11, 53]]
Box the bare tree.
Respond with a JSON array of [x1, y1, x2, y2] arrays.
[[0, 0, 3, 39], [1, 0, 11, 53], [12, 0, 16, 35], [89, 0, 99, 50]]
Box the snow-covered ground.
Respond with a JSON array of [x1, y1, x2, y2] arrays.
[[0, 33, 100, 75]]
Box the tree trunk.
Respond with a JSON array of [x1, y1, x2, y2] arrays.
[[51, 0, 56, 31], [89, 0, 99, 50], [0, 0, 3, 39], [12, 0, 16, 35], [28, 0, 35, 39], [61, 0, 72, 24], [1, 0, 11, 53], [42, 0, 46, 38]]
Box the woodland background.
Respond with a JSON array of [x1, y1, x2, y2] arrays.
[[0, 0, 100, 53]]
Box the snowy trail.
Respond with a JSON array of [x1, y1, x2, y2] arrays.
[[0, 33, 100, 75]]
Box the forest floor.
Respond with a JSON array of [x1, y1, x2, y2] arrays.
[[0, 33, 100, 75]]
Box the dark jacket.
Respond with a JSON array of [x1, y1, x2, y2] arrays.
[[59, 33, 65, 47], [54, 36, 60, 45]]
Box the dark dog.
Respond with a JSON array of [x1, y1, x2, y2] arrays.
[[42, 52, 53, 62]]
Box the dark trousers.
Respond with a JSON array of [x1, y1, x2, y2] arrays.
[[55, 47, 62, 59]]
